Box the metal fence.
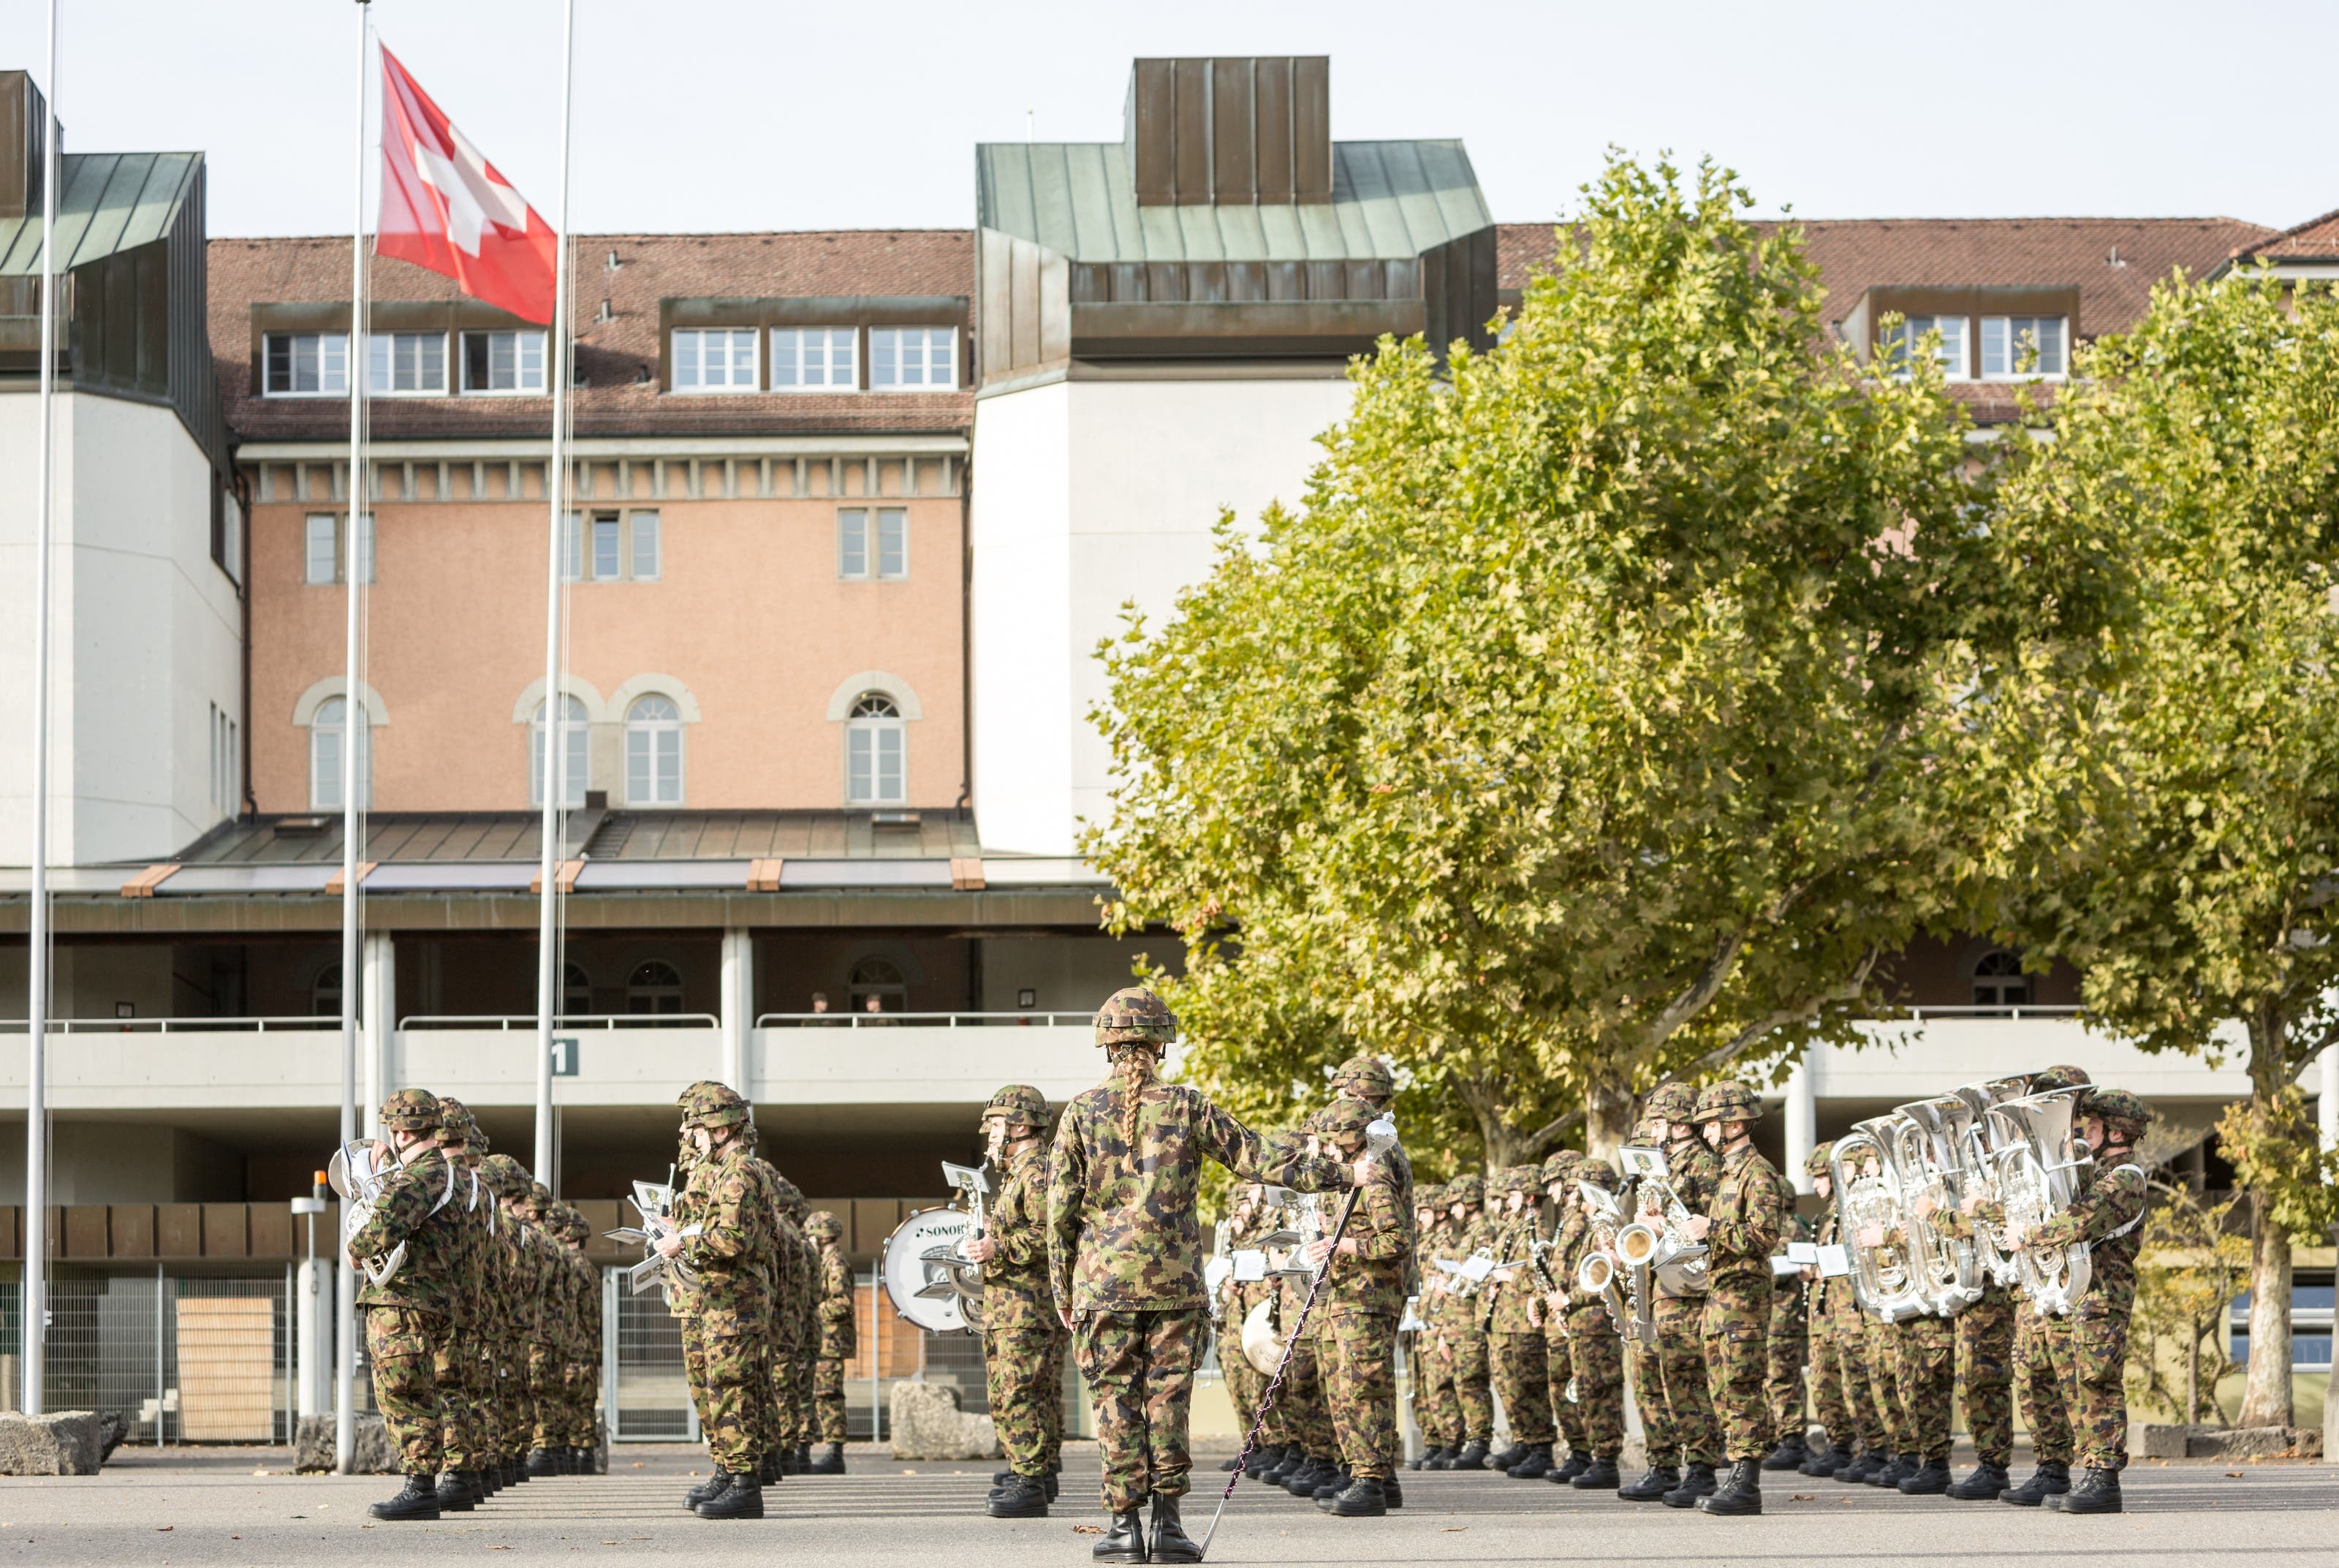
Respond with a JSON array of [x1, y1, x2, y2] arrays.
[[0, 1268, 293, 1442]]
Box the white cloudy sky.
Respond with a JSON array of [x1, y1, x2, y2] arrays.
[[1, 0, 2329, 238]]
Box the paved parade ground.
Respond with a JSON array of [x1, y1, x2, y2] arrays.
[[0, 1442, 2329, 1567]]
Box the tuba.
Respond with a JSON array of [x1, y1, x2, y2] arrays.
[[1574, 1180, 1634, 1336], [328, 1138, 454, 1288], [1830, 1120, 1927, 1322], [1982, 1087, 2097, 1316], [921, 1160, 993, 1330], [1888, 1096, 1986, 1316], [1950, 1077, 2033, 1289]]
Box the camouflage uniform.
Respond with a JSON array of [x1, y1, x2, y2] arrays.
[[1275, 1181, 1339, 1466], [1646, 1088, 1722, 1469], [430, 1099, 494, 1482], [1045, 988, 1349, 1517], [1314, 1098, 1413, 1482], [1485, 1166, 1555, 1450], [807, 1212, 856, 1444], [1432, 1178, 1496, 1450], [765, 1170, 816, 1461], [1617, 1118, 1677, 1472], [2028, 1104, 2148, 1475], [477, 1154, 538, 1472], [1560, 1159, 1626, 1460], [1802, 1145, 1875, 1460], [1692, 1083, 1786, 1464], [673, 1083, 780, 1478], [1533, 1153, 1585, 1461], [1765, 1208, 1812, 1450], [1931, 1202, 2016, 1469], [1217, 1194, 1276, 1447], [981, 1086, 1069, 1482], [1403, 1186, 1449, 1453], [349, 1089, 464, 1479]]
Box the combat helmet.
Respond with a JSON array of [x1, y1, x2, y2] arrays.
[[805, 1211, 844, 1243], [435, 1096, 485, 1155], [379, 1086, 441, 1133], [678, 1080, 753, 1130], [2079, 1086, 2149, 1140], [1094, 985, 1176, 1051], [1645, 1082, 1700, 1124], [771, 1175, 808, 1221], [1446, 1171, 1484, 1207], [1538, 1149, 1580, 1188], [1805, 1139, 1836, 1179], [1330, 1053, 1395, 1104], [1691, 1080, 1763, 1125], [1314, 1097, 1378, 1147], [982, 1083, 1048, 1128], [2033, 1064, 2093, 1093], [477, 1154, 531, 1197]]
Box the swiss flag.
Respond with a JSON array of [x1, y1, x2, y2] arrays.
[[377, 47, 558, 325]]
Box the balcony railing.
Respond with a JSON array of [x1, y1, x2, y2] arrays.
[[755, 1010, 1093, 1028], [0, 1015, 341, 1033], [1888, 1004, 2084, 1020], [400, 1013, 719, 1031]]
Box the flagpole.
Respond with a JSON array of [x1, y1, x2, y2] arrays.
[[23, 0, 60, 1422], [336, 0, 371, 1477], [534, 0, 578, 1194]]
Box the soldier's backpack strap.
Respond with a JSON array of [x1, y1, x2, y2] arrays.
[[2101, 1164, 2148, 1242]]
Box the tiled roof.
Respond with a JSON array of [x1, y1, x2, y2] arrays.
[[2229, 205, 2339, 263], [208, 230, 975, 443]]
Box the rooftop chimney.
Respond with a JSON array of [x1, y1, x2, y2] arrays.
[[1123, 56, 1331, 208], [0, 71, 54, 221]]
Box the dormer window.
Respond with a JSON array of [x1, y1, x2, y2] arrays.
[[1889, 314, 1968, 380], [671, 327, 759, 392], [1979, 316, 2066, 379]]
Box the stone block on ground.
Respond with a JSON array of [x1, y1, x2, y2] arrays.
[[2131, 1424, 2188, 1460], [2188, 1425, 2322, 1460], [888, 1381, 1000, 1461], [293, 1413, 399, 1474], [0, 1412, 105, 1475], [95, 1410, 129, 1461]]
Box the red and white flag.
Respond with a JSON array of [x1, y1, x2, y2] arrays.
[[377, 46, 558, 325]]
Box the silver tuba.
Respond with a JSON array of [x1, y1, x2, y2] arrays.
[[1950, 1077, 2033, 1289], [1830, 1121, 1927, 1322], [1888, 1095, 1986, 1316], [919, 1160, 993, 1330], [1982, 1087, 2096, 1317], [329, 1138, 454, 1288]]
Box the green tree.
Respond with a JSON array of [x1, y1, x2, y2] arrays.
[[1989, 268, 2339, 1428], [1090, 154, 2009, 1166]]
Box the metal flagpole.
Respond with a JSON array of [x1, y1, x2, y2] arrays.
[[23, 0, 61, 1420], [335, 0, 371, 1476], [533, 0, 578, 1192]]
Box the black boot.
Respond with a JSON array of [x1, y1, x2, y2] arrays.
[[1149, 1493, 1200, 1562], [1284, 1457, 1333, 1497], [1947, 1460, 2009, 1500], [433, 1472, 476, 1513], [757, 1451, 781, 1485], [1550, 1449, 1591, 1482], [1309, 1466, 1353, 1501], [808, 1442, 846, 1475], [2001, 1459, 2070, 1507], [1449, 1438, 1491, 1471], [686, 1472, 727, 1508], [1865, 1452, 1911, 1488], [1834, 1449, 1876, 1484], [1898, 1457, 1952, 1495], [1420, 1444, 1455, 1470], [369, 1474, 442, 1522], [1382, 1476, 1403, 1510], [797, 1443, 813, 1474], [1697, 1458, 1763, 1516], [2052, 1466, 2122, 1515], [1488, 1441, 1525, 1471], [1092, 1507, 1147, 1564], [1661, 1461, 1718, 1508], [1243, 1443, 1284, 1479], [1319, 1476, 1387, 1517], [526, 1447, 558, 1478], [1045, 1470, 1061, 1501], [1760, 1432, 1808, 1471], [1618, 1463, 1678, 1501], [1506, 1442, 1555, 1479], [1261, 1450, 1303, 1486], [1802, 1444, 1852, 1478], [1571, 1455, 1621, 1490], [696, 1472, 764, 1520], [989, 1474, 1050, 1519]]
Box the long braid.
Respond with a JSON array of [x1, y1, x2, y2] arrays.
[[1112, 1042, 1158, 1160]]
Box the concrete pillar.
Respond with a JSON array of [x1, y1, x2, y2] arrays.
[[362, 931, 396, 1121], [296, 1252, 329, 1417], [1785, 1055, 1816, 1194], [720, 928, 753, 1093]]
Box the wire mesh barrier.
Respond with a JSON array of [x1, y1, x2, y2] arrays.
[[0, 1270, 292, 1442], [604, 1270, 695, 1441]]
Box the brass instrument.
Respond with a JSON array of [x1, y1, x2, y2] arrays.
[[1887, 1096, 1985, 1317], [602, 1174, 704, 1304], [1951, 1077, 2034, 1289], [329, 1138, 455, 1288], [1575, 1178, 1641, 1340], [920, 1159, 993, 1330], [1982, 1087, 2101, 1317], [1830, 1120, 1927, 1322], [1615, 1145, 1710, 1297], [1261, 1187, 1327, 1281]]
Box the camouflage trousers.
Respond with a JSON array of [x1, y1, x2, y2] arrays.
[[1765, 1285, 1808, 1447], [2016, 1303, 2074, 1465], [1438, 1325, 1495, 1442], [1278, 1336, 1337, 1459], [434, 1338, 485, 1474], [1072, 1308, 1202, 1513], [1892, 1314, 1955, 1465], [685, 1324, 769, 1474], [766, 1336, 800, 1453], [1957, 1287, 2017, 1466], [1560, 1308, 1626, 1457], [1806, 1313, 1868, 1452], [814, 1357, 849, 1444], [985, 1319, 1067, 1478], [1701, 1286, 1772, 1462], [1860, 1317, 1911, 1453], [2047, 1293, 2132, 1472], [1322, 1314, 1399, 1480], [789, 1327, 816, 1447], [528, 1341, 561, 1450], [365, 1306, 447, 1476], [1542, 1325, 1579, 1455], [1650, 1293, 1718, 1466], [1490, 1330, 1555, 1445], [1406, 1331, 1452, 1447]]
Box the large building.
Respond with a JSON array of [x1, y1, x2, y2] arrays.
[[0, 56, 2331, 1433]]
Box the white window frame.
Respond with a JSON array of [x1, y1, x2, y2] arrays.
[[868, 326, 958, 390], [311, 696, 372, 811], [303, 512, 374, 586], [623, 694, 685, 806], [670, 327, 760, 393], [629, 510, 662, 581], [1978, 315, 2068, 382], [531, 694, 591, 809], [262, 332, 350, 398], [769, 326, 860, 391], [365, 330, 450, 396], [1890, 314, 1969, 381], [837, 507, 908, 580], [591, 514, 623, 582], [459, 329, 549, 395], [845, 692, 906, 806]]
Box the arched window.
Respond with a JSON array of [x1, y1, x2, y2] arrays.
[[562, 961, 593, 1018], [848, 955, 906, 1015], [531, 695, 591, 808], [624, 695, 683, 806], [627, 959, 685, 1015], [311, 962, 343, 1018], [1971, 949, 2031, 1010], [310, 697, 372, 810], [846, 692, 904, 805]]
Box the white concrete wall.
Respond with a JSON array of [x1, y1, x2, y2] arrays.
[[0, 392, 242, 868], [969, 374, 1356, 855]]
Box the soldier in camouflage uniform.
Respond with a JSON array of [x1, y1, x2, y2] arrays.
[[976, 1084, 1069, 1518], [553, 1203, 603, 1471], [1553, 1156, 1624, 1489], [1759, 1200, 1813, 1472], [1623, 1085, 1724, 1507], [1270, 1113, 1343, 1499], [1615, 1115, 1679, 1500], [1684, 1080, 1787, 1516], [475, 1154, 535, 1485], [765, 1170, 817, 1478], [2014, 1086, 2149, 1516], [1400, 1182, 1447, 1469], [1531, 1151, 1585, 1480], [1919, 1163, 2016, 1499], [804, 1211, 855, 1472], [1305, 1097, 1413, 1517], [1485, 1165, 1557, 1479], [1425, 1174, 1496, 1469], [1795, 1143, 1870, 1479], [1216, 1185, 1276, 1474], [1841, 1135, 1917, 1488], [1998, 1064, 2091, 1508], [660, 1080, 780, 1519], [349, 1088, 464, 1521], [1046, 987, 1360, 1565], [426, 1098, 495, 1510]]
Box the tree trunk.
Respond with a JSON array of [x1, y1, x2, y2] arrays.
[[2237, 1012, 2295, 1430], [1585, 1080, 1639, 1168], [1449, 1070, 1516, 1172]]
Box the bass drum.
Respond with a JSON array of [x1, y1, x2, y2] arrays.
[[881, 1207, 979, 1336]]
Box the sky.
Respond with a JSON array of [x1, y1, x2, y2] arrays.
[[1, 0, 2332, 239]]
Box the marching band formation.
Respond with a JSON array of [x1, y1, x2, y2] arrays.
[[334, 987, 2153, 1556]]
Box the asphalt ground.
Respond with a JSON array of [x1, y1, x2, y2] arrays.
[[0, 1441, 2329, 1566]]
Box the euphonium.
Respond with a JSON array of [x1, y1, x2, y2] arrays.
[[1984, 1087, 2097, 1316], [1615, 1146, 1710, 1297], [1951, 1077, 2032, 1289], [1830, 1121, 1927, 1322], [1889, 1096, 1985, 1316]]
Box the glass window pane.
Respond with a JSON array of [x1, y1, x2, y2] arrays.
[[306, 515, 338, 584], [838, 509, 869, 577], [675, 332, 701, 387], [2036, 317, 2065, 375], [773, 330, 800, 387], [871, 329, 898, 387], [626, 730, 650, 802], [878, 509, 906, 577], [592, 516, 621, 580], [352, 513, 375, 585], [877, 727, 903, 801], [631, 512, 661, 580], [518, 332, 545, 389], [1980, 317, 2008, 377], [848, 728, 871, 800]]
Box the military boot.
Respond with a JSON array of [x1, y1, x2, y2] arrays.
[[2000, 1460, 2069, 1507], [1284, 1457, 1334, 1497], [1449, 1437, 1492, 1471], [1898, 1457, 1952, 1495], [1382, 1476, 1404, 1509], [1506, 1442, 1554, 1479], [1309, 1466, 1353, 1501], [1947, 1460, 2009, 1500], [433, 1472, 476, 1513], [686, 1472, 729, 1509], [1419, 1444, 1455, 1470], [1697, 1458, 1763, 1516], [757, 1452, 781, 1485], [1571, 1455, 1621, 1490], [1549, 1449, 1591, 1483], [1617, 1463, 1678, 1501], [368, 1474, 443, 1522], [808, 1442, 846, 1475], [526, 1447, 558, 1478], [1865, 1452, 1911, 1488], [797, 1442, 813, 1474], [1761, 1432, 1808, 1471], [988, 1474, 1050, 1519], [1833, 1449, 1874, 1484], [2051, 1466, 2121, 1515], [1660, 1461, 1718, 1508], [696, 1473, 764, 1520], [1260, 1450, 1303, 1486], [1487, 1440, 1526, 1471], [1802, 1444, 1852, 1478], [1243, 1443, 1284, 1480], [508, 1456, 531, 1485], [1044, 1469, 1062, 1501], [1091, 1507, 1146, 1564], [1149, 1493, 1201, 1562], [1319, 1476, 1387, 1517]]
